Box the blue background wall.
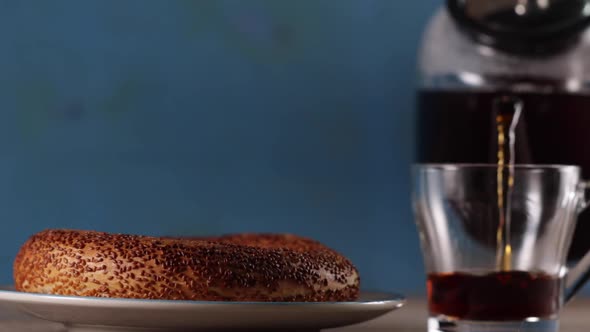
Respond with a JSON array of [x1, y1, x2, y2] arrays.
[[0, 0, 440, 294]]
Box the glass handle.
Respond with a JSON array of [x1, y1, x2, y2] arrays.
[[565, 181, 590, 302]]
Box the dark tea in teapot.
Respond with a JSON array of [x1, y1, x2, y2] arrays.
[[416, 88, 590, 259]]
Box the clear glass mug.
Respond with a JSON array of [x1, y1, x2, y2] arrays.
[[413, 164, 590, 332]]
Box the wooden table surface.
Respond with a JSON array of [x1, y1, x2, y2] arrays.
[[0, 297, 588, 331]]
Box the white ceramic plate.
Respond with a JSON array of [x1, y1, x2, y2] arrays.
[[0, 286, 404, 332]]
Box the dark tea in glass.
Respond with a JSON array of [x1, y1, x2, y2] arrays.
[[427, 271, 562, 321]]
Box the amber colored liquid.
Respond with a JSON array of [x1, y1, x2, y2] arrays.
[[427, 271, 562, 321], [493, 97, 521, 271]]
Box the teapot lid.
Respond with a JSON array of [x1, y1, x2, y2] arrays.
[[447, 0, 590, 56]]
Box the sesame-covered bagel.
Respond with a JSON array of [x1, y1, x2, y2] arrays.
[[13, 229, 360, 302]]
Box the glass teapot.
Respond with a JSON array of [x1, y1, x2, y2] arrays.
[[415, 0, 590, 260]]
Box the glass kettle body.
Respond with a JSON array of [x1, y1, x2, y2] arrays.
[[416, 1, 590, 260]]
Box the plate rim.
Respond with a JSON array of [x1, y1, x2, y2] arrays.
[[0, 285, 405, 309]]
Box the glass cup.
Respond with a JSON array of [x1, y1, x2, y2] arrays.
[[413, 164, 590, 332]]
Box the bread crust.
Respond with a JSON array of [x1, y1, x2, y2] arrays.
[[13, 229, 360, 302]]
